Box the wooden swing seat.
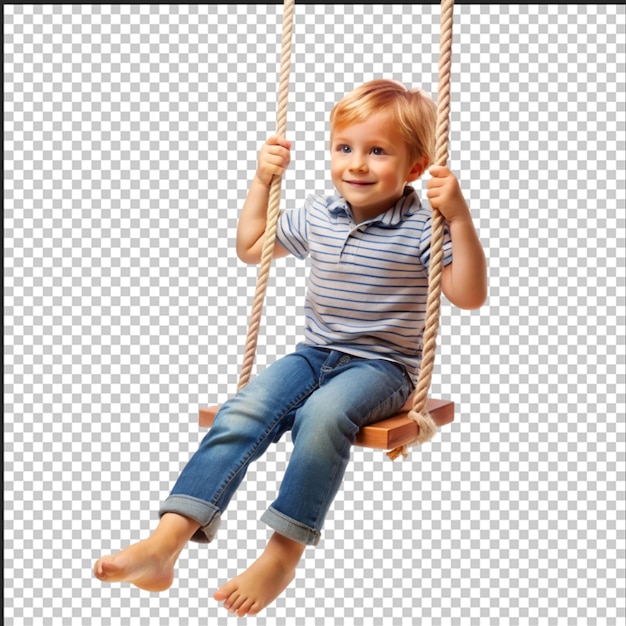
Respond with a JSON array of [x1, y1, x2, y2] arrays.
[[199, 394, 454, 450]]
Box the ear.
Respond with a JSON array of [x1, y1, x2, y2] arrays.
[[406, 156, 429, 183]]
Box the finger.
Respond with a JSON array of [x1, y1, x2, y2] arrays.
[[278, 137, 292, 150], [263, 146, 290, 166], [267, 135, 292, 150], [426, 176, 444, 190], [265, 141, 291, 156], [428, 165, 448, 178], [426, 186, 444, 200], [274, 150, 292, 168]]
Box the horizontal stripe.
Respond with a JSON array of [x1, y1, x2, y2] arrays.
[[276, 187, 452, 378]]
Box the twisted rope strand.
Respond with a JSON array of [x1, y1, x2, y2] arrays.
[[388, 0, 454, 460], [238, 0, 295, 391]]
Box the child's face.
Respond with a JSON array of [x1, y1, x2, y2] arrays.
[[330, 113, 424, 222]]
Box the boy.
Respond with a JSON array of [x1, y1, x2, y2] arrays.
[[94, 79, 487, 617]]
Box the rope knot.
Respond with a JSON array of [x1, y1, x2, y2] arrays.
[[386, 409, 438, 461]]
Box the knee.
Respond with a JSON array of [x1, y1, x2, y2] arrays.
[[209, 395, 264, 440], [210, 388, 291, 446]]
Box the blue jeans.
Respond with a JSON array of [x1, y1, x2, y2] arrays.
[[159, 344, 413, 546]]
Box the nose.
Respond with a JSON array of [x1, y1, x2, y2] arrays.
[[348, 151, 367, 172]]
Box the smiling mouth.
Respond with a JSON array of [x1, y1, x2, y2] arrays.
[[345, 180, 374, 187]]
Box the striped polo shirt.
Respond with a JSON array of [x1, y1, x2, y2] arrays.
[[276, 186, 453, 379]]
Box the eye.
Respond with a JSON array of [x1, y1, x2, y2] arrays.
[[336, 144, 351, 154], [371, 147, 385, 156]]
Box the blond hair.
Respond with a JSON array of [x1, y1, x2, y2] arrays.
[[330, 79, 437, 167]]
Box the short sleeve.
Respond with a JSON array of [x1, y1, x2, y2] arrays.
[[276, 196, 312, 260], [418, 213, 454, 270]]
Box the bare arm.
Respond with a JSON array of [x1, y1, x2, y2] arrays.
[[237, 136, 292, 264], [427, 166, 487, 310]]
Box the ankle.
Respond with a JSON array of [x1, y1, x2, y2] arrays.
[[150, 513, 200, 557], [265, 533, 305, 570]]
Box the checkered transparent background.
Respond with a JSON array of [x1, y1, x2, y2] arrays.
[[4, 3, 625, 625]]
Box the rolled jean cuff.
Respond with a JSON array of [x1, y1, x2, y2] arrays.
[[159, 495, 222, 544], [261, 506, 321, 546]]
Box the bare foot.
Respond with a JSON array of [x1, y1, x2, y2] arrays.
[[213, 533, 305, 617], [94, 539, 176, 592], [94, 513, 200, 592]]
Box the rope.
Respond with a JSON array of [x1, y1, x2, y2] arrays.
[[388, 0, 455, 460], [237, 0, 295, 391], [234, 0, 455, 461]]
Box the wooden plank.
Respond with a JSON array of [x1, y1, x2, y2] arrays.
[[355, 397, 454, 449], [199, 394, 454, 450]]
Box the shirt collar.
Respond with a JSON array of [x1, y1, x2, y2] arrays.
[[327, 186, 421, 227]]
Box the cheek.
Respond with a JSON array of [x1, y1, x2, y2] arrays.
[[381, 165, 405, 186], [375, 166, 394, 185], [330, 159, 342, 183]]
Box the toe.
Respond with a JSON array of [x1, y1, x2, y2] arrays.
[[236, 598, 256, 618], [228, 592, 246, 613], [94, 557, 114, 580], [213, 581, 234, 602], [225, 590, 241, 611]]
